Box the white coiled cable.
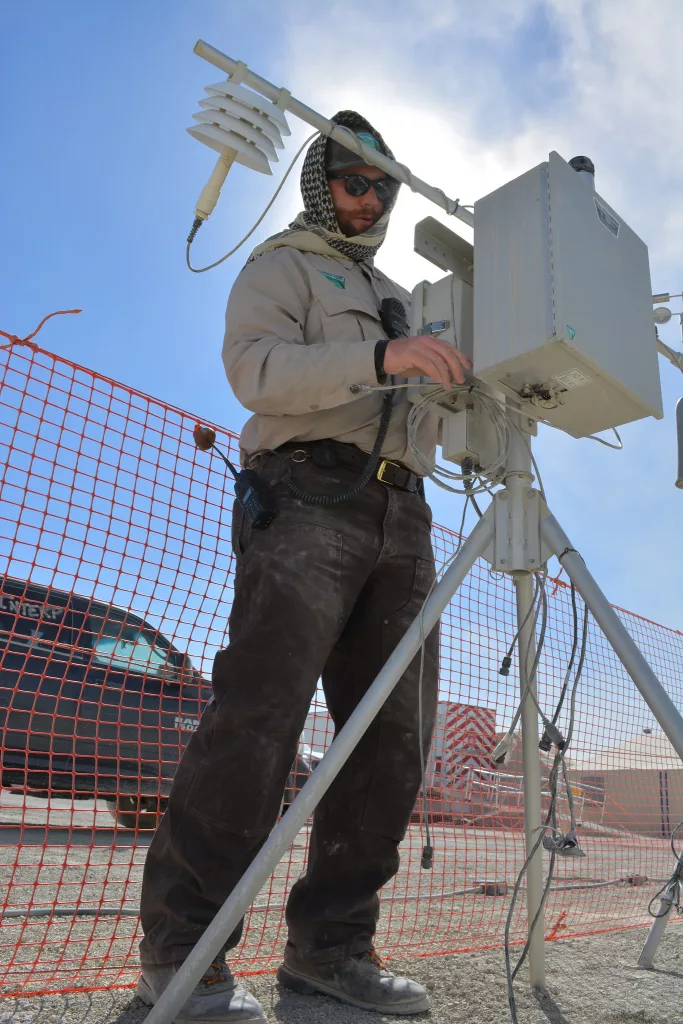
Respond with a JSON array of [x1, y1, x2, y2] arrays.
[[407, 383, 512, 493]]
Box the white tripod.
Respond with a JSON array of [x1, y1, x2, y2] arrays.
[[145, 410, 683, 1024]]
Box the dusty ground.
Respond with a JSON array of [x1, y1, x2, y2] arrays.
[[2, 791, 682, 1021], [0, 925, 682, 1023]]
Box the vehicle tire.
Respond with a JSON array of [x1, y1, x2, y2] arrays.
[[106, 795, 167, 830]]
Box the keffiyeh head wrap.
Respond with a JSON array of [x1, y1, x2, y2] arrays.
[[247, 110, 399, 265], [298, 110, 399, 261]]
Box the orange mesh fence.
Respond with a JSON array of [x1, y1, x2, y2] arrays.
[[1, 340, 682, 997]]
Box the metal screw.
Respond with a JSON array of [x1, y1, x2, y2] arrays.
[[500, 559, 506, 565], [527, 419, 534, 427]]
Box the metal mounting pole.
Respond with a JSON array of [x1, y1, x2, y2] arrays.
[[505, 413, 546, 989], [143, 515, 493, 1024], [514, 574, 546, 988]]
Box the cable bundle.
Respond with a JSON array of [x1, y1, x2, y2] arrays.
[[406, 384, 511, 493]]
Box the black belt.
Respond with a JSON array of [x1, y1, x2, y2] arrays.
[[277, 440, 423, 494]]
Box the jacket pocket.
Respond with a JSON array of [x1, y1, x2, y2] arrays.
[[313, 285, 384, 346]]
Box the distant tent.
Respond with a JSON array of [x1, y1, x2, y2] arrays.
[[571, 731, 683, 838]]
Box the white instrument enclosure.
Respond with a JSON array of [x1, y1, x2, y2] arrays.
[[410, 217, 474, 405], [410, 218, 506, 474], [473, 151, 663, 437]]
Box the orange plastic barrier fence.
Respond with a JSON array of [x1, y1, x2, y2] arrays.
[[1, 341, 682, 998]]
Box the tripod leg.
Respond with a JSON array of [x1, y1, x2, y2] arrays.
[[638, 888, 675, 969], [143, 513, 494, 1024], [541, 512, 683, 766], [514, 574, 546, 989]]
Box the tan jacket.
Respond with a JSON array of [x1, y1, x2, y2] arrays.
[[222, 247, 437, 475]]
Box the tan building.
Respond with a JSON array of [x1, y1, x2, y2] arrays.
[[572, 730, 683, 838]]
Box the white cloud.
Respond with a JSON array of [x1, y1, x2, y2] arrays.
[[265, 0, 683, 629]]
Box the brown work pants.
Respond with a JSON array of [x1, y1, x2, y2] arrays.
[[139, 452, 439, 966]]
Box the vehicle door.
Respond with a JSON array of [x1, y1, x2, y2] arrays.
[[0, 586, 86, 788], [78, 612, 211, 799]]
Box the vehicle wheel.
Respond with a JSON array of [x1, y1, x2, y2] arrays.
[[106, 795, 167, 830]]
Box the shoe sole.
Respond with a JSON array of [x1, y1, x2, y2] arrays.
[[136, 976, 266, 1023], [277, 965, 430, 1015]]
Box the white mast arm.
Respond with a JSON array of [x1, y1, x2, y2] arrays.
[[657, 337, 683, 373], [193, 39, 474, 229]]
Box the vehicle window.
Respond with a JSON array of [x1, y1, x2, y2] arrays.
[[89, 618, 170, 676]]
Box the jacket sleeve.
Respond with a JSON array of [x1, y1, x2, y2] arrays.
[[222, 251, 379, 416]]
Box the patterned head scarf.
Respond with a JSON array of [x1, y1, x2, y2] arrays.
[[298, 110, 399, 262]]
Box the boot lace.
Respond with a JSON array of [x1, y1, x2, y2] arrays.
[[355, 948, 386, 970], [202, 958, 230, 986]]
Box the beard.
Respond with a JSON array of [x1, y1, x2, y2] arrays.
[[336, 207, 381, 237]]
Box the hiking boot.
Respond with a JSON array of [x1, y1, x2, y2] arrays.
[[277, 944, 429, 1015], [137, 956, 266, 1022]]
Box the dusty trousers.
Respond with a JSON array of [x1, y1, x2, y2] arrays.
[[139, 451, 439, 966]]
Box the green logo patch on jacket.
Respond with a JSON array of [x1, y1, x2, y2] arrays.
[[320, 271, 345, 289]]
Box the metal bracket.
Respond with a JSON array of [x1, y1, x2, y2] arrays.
[[413, 216, 474, 284], [483, 489, 552, 572]]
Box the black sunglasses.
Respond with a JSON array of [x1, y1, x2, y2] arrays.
[[327, 174, 399, 202]]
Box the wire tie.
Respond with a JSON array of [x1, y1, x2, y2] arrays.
[[0, 309, 82, 353]]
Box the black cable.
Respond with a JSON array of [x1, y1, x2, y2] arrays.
[[647, 820, 683, 918], [281, 392, 395, 506], [185, 131, 318, 274], [551, 584, 579, 727], [510, 762, 561, 982], [505, 591, 590, 1022], [499, 575, 542, 676], [210, 443, 240, 480]]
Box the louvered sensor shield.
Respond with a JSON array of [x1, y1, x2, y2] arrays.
[[187, 80, 291, 175]]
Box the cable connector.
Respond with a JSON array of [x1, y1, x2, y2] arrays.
[[542, 830, 586, 857], [492, 734, 514, 766], [187, 216, 204, 245], [421, 845, 434, 870], [462, 457, 475, 494], [499, 655, 512, 677], [539, 722, 566, 751]]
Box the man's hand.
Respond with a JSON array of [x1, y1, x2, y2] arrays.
[[384, 336, 473, 390]]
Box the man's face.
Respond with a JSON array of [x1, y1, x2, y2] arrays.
[[327, 164, 387, 237]]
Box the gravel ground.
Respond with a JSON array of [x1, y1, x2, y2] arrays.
[[3, 791, 682, 1021], [0, 925, 682, 1024]]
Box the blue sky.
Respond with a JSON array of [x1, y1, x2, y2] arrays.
[[2, 0, 682, 633]]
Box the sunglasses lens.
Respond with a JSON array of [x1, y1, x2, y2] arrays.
[[344, 175, 370, 196], [338, 175, 399, 200], [374, 180, 396, 201]]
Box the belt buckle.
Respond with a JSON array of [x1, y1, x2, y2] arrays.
[[377, 459, 399, 486]]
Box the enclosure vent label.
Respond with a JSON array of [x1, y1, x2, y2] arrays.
[[552, 368, 592, 390], [594, 198, 620, 238]]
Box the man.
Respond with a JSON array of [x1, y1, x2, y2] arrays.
[[137, 111, 471, 1022]]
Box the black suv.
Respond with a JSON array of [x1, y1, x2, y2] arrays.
[[0, 575, 211, 828], [0, 576, 317, 829]]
